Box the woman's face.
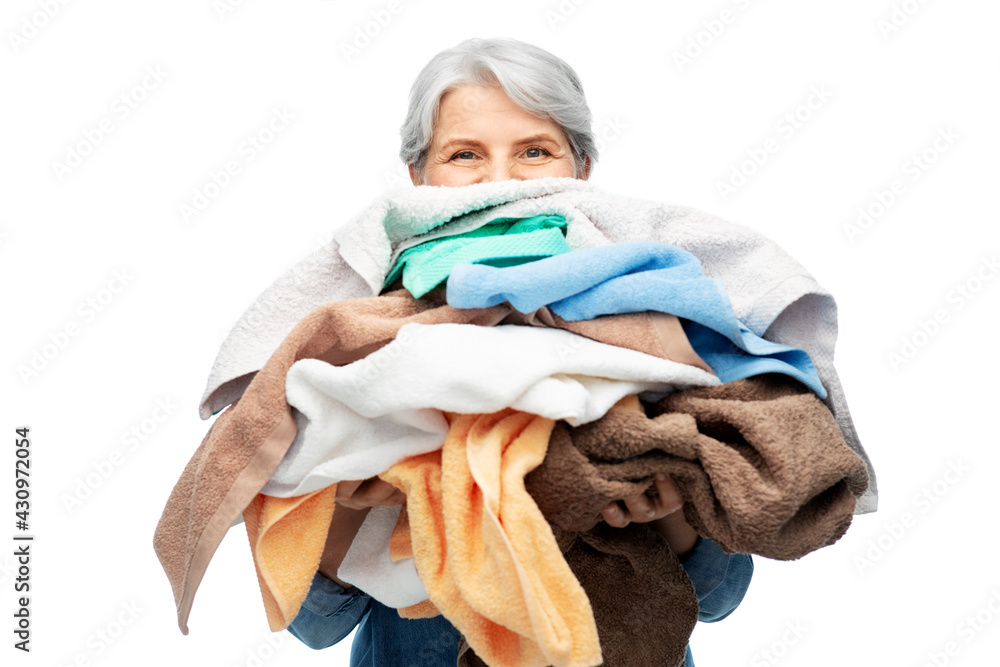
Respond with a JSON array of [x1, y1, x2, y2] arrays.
[[411, 84, 590, 187]]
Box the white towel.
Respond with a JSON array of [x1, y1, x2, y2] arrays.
[[200, 178, 877, 513], [262, 323, 718, 498], [337, 505, 428, 608]]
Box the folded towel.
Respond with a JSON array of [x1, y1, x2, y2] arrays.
[[275, 322, 718, 496], [384, 214, 571, 297], [196, 179, 875, 513], [524, 375, 869, 560], [446, 241, 825, 397], [243, 486, 338, 631], [380, 410, 602, 667]]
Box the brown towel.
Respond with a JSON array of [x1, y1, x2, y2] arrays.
[[526, 374, 870, 561], [499, 308, 712, 375]]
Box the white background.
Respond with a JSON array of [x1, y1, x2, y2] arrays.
[[3, 1, 999, 666]]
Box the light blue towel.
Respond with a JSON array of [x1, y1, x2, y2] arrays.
[[446, 241, 826, 398]]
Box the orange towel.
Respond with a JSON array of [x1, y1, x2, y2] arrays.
[[242, 485, 339, 631], [381, 410, 602, 667]]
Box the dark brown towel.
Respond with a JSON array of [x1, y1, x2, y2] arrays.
[[526, 375, 868, 560], [497, 375, 868, 666]]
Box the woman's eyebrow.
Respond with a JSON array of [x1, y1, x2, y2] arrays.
[[513, 133, 561, 146], [438, 138, 487, 152], [438, 134, 562, 153]]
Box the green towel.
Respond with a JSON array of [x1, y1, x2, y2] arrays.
[[383, 215, 570, 298]]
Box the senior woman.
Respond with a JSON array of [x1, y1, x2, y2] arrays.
[[287, 38, 753, 666]]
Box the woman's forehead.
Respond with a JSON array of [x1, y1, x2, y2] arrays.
[[433, 85, 568, 145]]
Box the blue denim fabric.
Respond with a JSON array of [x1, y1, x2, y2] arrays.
[[288, 536, 753, 666], [679, 537, 755, 666], [681, 537, 754, 624]]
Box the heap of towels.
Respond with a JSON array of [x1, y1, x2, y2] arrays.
[[154, 177, 876, 667]]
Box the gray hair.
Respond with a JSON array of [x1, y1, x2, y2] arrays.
[[399, 38, 597, 178]]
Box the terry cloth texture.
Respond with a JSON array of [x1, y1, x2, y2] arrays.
[[243, 486, 338, 631], [458, 522, 697, 667], [337, 504, 429, 609], [383, 214, 571, 298], [154, 287, 715, 632], [153, 291, 512, 634], [524, 376, 870, 561], [445, 241, 825, 397], [196, 178, 876, 513], [379, 410, 602, 667]]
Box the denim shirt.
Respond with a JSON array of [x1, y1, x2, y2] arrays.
[[288, 536, 753, 667]]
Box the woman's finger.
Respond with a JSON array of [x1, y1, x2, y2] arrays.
[[601, 501, 629, 528], [335, 479, 365, 503], [346, 478, 406, 508], [622, 493, 658, 522], [652, 473, 683, 516]]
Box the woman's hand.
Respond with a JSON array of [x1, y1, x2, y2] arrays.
[[601, 473, 683, 527], [601, 473, 699, 558]]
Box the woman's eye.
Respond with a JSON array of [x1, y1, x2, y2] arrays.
[[452, 151, 476, 161], [524, 147, 549, 159]]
